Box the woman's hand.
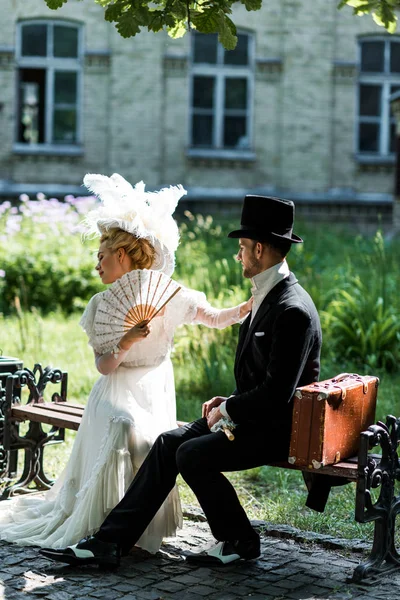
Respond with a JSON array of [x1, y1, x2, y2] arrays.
[[239, 297, 253, 319], [119, 320, 151, 350]]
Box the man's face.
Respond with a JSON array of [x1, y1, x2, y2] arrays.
[[236, 238, 262, 279]]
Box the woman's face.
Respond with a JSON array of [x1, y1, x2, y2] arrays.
[[96, 241, 125, 284]]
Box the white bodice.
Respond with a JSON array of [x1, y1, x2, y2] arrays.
[[80, 287, 209, 368]]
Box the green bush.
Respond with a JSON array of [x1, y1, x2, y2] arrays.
[[321, 232, 400, 372], [2, 197, 400, 375], [0, 195, 102, 315], [323, 277, 400, 371]]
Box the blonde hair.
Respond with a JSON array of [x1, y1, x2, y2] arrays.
[[100, 228, 156, 270]]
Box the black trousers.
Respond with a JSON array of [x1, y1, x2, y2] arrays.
[[96, 417, 289, 551]]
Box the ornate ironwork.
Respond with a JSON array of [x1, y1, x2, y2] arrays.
[[0, 357, 23, 484], [351, 415, 400, 583], [1, 364, 68, 499], [0, 379, 9, 480]]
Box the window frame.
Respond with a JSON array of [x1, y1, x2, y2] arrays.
[[14, 19, 84, 155], [188, 31, 255, 160], [356, 36, 400, 163]]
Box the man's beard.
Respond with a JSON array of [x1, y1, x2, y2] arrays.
[[242, 256, 261, 279]]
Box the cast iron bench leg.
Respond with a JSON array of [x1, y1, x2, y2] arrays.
[[1, 421, 61, 499], [1, 366, 67, 499], [351, 416, 400, 583]]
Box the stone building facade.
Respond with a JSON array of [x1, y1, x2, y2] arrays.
[[0, 0, 398, 222]]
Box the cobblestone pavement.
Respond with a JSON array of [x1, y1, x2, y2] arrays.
[[1, 516, 400, 600]]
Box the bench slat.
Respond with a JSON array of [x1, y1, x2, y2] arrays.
[[60, 402, 86, 410], [269, 460, 358, 480], [31, 403, 84, 417], [11, 405, 81, 431]]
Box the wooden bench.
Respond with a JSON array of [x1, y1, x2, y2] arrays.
[[1, 364, 399, 584], [1, 364, 73, 496]]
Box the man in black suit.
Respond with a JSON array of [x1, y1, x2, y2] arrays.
[[40, 195, 322, 568]]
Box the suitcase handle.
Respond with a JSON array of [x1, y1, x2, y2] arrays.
[[331, 373, 369, 394], [331, 373, 357, 383]]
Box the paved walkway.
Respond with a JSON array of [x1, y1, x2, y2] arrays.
[[1, 514, 399, 600]]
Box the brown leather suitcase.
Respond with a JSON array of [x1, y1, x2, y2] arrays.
[[288, 373, 379, 469]]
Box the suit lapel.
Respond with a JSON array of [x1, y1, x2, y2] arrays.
[[237, 273, 298, 366], [236, 313, 251, 356]]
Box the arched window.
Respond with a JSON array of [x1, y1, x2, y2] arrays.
[[16, 20, 83, 151], [358, 37, 400, 157], [190, 32, 254, 153]]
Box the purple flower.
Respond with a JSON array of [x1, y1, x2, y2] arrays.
[[0, 269, 5, 278], [0, 201, 11, 215]]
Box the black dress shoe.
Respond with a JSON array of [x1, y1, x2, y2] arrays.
[[39, 535, 120, 568], [184, 538, 260, 566]]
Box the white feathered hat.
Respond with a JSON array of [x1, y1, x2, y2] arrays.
[[82, 173, 187, 276]]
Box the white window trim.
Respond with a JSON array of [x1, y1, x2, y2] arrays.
[[188, 32, 255, 157], [356, 36, 400, 161], [14, 19, 84, 152]]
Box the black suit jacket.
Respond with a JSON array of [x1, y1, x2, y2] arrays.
[[226, 272, 322, 454], [226, 272, 341, 511]]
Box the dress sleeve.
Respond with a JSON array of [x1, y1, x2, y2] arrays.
[[193, 303, 243, 329], [165, 287, 249, 330], [79, 293, 102, 348]]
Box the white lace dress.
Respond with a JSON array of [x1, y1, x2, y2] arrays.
[[0, 288, 242, 552]]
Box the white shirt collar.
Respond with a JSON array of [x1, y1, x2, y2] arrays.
[[249, 260, 290, 322], [251, 259, 290, 295]]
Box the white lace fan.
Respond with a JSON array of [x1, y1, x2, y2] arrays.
[[94, 270, 181, 347]]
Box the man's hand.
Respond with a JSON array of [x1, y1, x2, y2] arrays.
[[207, 407, 223, 430], [202, 396, 227, 418]]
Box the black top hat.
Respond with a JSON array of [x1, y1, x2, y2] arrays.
[[228, 195, 303, 244]]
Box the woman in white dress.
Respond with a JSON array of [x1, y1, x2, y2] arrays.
[[0, 174, 251, 553]]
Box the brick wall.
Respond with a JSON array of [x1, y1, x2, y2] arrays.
[[0, 0, 396, 217]]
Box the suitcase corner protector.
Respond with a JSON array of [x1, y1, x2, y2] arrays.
[[311, 460, 323, 469]]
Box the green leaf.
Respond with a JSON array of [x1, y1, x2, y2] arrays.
[[105, 2, 125, 22], [240, 0, 262, 11], [116, 10, 141, 36], [165, 13, 177, 27], [337, 0, 374, 15], [343, 0, 372, 7], [218, 14, 237, 49], [170, 0, 187, 20], [191, 8, 220, 33], [96, 0, 116, 7], [168, 20, 188, 38], [372, 7, 398, 32], [44, 0, 68, 8], [147, 11, 165, 32]]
